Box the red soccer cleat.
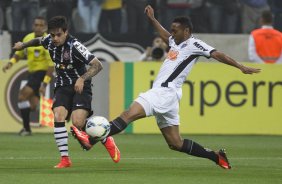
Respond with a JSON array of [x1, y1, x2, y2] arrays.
[[103, 136, 121, 163], [217, 149, 231, 169], [70, 126, 93, 151], [54, 156, 72, 168]]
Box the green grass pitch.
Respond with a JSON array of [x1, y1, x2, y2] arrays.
[[0, 133, 281, 184]]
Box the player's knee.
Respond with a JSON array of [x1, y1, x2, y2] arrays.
[[53, 108, 67, 122], [18, 94, 28, 101]]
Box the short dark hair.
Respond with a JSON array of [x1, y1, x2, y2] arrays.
[[172, 16, 193, 33], [34, 16, 46, 22], [48, 16, 68, 32], [261, 10, 273, 24]]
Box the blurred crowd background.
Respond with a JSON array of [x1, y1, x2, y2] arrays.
[[0, 0, 281, 35]]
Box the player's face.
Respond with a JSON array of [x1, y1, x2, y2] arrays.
[[49, 28, 68, 47], [170, 23, 189, 45], [33, 19, 46, 37]]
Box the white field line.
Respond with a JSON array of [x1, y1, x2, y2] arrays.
[[0, 157, 281, 160]]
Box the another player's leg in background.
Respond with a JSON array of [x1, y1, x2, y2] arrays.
[[160, 126, 231, 169], [17, 86, 33, 136], [53, 107, 71, 168]]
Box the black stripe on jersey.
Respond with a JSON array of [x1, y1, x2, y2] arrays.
[[161, 55, 199, 87]]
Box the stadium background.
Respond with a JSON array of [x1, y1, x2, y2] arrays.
[[0, 32, 281, 135]]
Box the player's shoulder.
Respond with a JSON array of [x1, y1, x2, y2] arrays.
[[190, 36, 211, 49]]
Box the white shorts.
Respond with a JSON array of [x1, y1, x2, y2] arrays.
[[135, 87, 180, 129]]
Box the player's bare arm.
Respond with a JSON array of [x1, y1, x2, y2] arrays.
[[211, 51, 261, 74], [13, 37, 42, 50], [74, 57, 103, 94], [144, 5, 170, 44]]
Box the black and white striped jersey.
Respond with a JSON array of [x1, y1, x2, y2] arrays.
[[41, 34, 95, 88]]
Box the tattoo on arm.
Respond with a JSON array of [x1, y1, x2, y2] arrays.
[[23, 38, 42, 48], [80, 59, 103, 80]]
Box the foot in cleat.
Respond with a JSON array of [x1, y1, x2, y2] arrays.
[[103, 136, 120, 163], [70, 126, 93, 151], [54, 156, 72, 168], [217, 149, 231, 169]]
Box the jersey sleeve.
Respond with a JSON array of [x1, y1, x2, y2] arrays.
[[191, 39, 216, 58], [72, 40, 95, 65], [41, 34, 51, 49]]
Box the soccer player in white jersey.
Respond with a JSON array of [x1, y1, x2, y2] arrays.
[[72, 5, 261, 169]]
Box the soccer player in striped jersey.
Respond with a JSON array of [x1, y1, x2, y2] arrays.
[[12, 16, 120, 168], [73, 5, 261, 169]]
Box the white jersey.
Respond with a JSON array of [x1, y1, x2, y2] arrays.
[[135, 35, 216, 128], [152, 36, 215, 98]]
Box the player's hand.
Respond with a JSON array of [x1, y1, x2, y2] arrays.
[[144, 5, 155, 20], [240, 65, 261, 74], [13, 42, 25, 50], [74, 77, 85, 94], [2, 62, 13, 73]]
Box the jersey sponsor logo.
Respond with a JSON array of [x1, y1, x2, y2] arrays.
[[73, 41, 91, 60], [193, 42, 208, 52], [167, 50, 179, 61]]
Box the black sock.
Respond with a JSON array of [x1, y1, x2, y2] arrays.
[[108, 117, 128, 136], [180, 139, 218, 163], [20, 108, 31, 132]]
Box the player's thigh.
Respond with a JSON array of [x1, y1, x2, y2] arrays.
[[72, 84, 92, 117], [71, 109, 89, 129], [18, 85, 34, 101], [160, 125, 183, 149], [120, 101, 146, 123], [53, 86, 74, 120]]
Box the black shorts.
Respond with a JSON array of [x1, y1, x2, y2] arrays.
[[26, 70, 46, 97], [52, 82, 93, 120]]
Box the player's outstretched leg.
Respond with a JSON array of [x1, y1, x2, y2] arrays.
[[54, 156, 72, 169], [179, 139, 231, 169], [70, 125, 93, 151], [101, 136, 121, 163], [216, 149, 231, 169]]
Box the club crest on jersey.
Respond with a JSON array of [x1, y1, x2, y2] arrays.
[[167, 50, 179, 61], [63, 50, 70, 60]]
